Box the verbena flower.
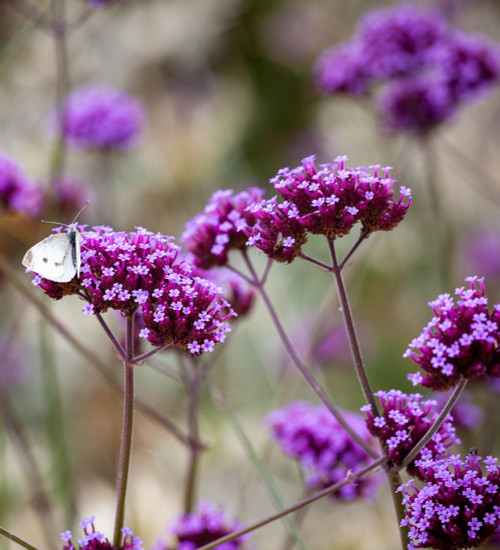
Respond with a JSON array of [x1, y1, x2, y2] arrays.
[[0, 151, 43, 216], [182, 188, 265, 270], [266, 401, 381, 500], [153, 500, 251, 550], [61, 516, 143, 549], [87, 0, 131, 7], [30, 226, 236, 356], [245, 155, 411, 263], [361, 390, 459, 479], [405, 276, 500, 390], [314, 3, 500, 135], [398, 453, 500, 550], [59, 85, 144, 151], [377, 75, 455, 135]]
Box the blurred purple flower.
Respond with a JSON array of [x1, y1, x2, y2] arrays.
[[153, 501, 251, 550], [377, 75, 455, 135], [266, 401, 382, 500], [314, 2, 500, 134], [405, 276, 500, 391], [362, 389, 460, 479], [457, 228, 500, 280], [398, 453, 500, 550], [61, 516, 142, 549], [59, 85, 144, 151], [87, 0, 131, 7], [0, 151, 43, 217]]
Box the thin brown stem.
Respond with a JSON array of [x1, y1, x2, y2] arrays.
[[328, 239, 379, 415]]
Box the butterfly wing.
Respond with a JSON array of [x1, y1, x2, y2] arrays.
[[22, 234, 76, 283]]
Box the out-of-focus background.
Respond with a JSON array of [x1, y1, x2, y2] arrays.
[[1, 0, 500, 548]]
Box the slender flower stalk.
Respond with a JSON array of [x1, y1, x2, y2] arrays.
[[182, 355, 205, 514], [0, 527, 39, 550], [328, 238, 379, 415], [194, 455, 387, 550], [240, 249, 379, 460], [113, 315, 136, 546], [393, 378, 467, 472]]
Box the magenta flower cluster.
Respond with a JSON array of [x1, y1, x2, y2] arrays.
[[361, 390, 459, 479], [314, 3, 500, 134], [31, 226, 235, 356], [59, 85, 144, 151], [0, 151, 43, 216], [398, 453, 500, 550], [61, 516, 142, 550], [405, 276, 500, 390], [182, 188, 265, 270], [153, 501, 251, 550], [266, 401, 381, 500], [245, 155, 411, 263]]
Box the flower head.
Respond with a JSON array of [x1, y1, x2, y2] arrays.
[[62, 516, 143, 550], [153, 501, 251, 550], [314, 3, 500, 135], [398, 453, 500, 550], [405, 276, 500, 390], [29, 226, 235, 356], [182, 188, 265, 269], [245, 155, 411, 263], [59, 85, 144, 151], [362, 390, 459, 479], [266, 401, 381, 500], [0, 151, 43, 216]]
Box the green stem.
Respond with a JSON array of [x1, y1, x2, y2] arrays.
[[1, 394, 59, 546], [39, 319, 75, 529], [0, 528, 40, 550], [112, 316, 136, 546], [183, 357, 203, 514]]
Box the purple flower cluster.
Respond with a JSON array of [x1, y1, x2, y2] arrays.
[[361, 390, 459, 479], [182, 188, 265, 270], [398, 453, 500, 550], [59, 85, 144, 151], [30, 226, 235, 356], [0, 151, 43, 216], [61, 516, 142, 550], [266, 401, 381, 500], [405, 276, 500, 391], [153, 501, 251, 550], [87, 0, 131, 7], [314, 3, 500, 134], [245, 155, 411, 263]]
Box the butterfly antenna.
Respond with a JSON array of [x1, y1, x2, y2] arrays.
[[41, 201, 90, 227]]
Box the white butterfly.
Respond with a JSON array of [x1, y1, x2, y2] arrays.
[[22, 225, 82, 283]]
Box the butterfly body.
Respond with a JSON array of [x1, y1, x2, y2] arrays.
[[22, 227, 82, 283]]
